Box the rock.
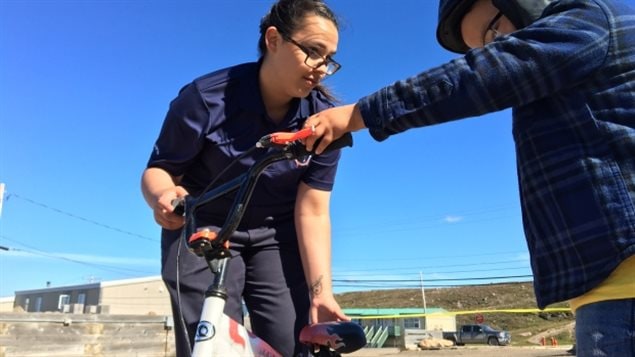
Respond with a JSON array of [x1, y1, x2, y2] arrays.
[[418, 338, 455, 350]]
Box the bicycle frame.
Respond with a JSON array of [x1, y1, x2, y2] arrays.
[[173, 129, 364, 356], [191, 255, 279, 356]]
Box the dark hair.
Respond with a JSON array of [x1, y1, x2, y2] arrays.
[[258, 0, 340, 102]]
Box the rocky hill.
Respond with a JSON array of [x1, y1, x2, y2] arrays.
[[335, 282, 575, 346]]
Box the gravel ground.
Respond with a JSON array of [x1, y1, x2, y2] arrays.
[[348, 346, 575, 357]]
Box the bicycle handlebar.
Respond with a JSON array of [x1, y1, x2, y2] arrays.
[[172, 130, 353, 258]]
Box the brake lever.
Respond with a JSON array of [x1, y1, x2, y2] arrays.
[[257, 127, 314, 148]]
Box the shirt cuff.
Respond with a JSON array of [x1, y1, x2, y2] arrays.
[[358, 92, 390, 142]]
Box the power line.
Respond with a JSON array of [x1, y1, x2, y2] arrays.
[[333, 266, 531, 280], [0, 235, 156, 277], [332, 273, 535, 290], [334, 258, 530, 275], [2, 232, 534, 292], [5, 192, 157, 242], [334, 274, 533, 284], [2, 192, 533, 290]]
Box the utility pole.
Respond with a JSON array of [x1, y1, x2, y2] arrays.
[[0, 183, 5, 218], [420, 271, 427, 330]]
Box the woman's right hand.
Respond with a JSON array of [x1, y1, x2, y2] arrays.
[[152, 186, 189, 230]]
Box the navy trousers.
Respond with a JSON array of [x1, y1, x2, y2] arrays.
[[161, 226, 310, 357]]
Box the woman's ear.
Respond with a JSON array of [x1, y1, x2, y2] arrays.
[[265, 26, 281, 53]]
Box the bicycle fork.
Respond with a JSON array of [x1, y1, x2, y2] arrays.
[[191, 257, 282, 357]]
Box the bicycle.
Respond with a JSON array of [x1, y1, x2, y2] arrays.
[[172, 127, 366, 356]]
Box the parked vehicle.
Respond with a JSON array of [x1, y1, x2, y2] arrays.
[[443, 324, 511, 346]]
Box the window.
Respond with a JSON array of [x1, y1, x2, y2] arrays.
[[403, 318, 420, 329], [374, 319, 393, 328], [24, 298, 30, 312], [77, 293, 86, 305], [34, 297, 43, 312]]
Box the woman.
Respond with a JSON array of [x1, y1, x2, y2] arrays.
[[141, 1, 348, 355]]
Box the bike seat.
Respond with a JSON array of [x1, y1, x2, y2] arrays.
[[299, 321, 366, 354]]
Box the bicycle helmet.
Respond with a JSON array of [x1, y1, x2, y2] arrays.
[[436, 0, 554, 53]]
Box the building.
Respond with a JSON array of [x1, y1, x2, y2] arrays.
[[13, 275, 171, 315], [0, 296, 15, 312], [343, 307, 456, 348], [345, 307, 456, 330]]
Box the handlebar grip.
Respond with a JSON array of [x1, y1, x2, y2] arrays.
[[324, 132, 354, 152], [171, 197, 185, 216], [305, 132, 353, 156]]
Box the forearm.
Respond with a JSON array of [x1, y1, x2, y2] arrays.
[[297, 215, 334, 298], [141, 167, 187, 229], [294, 183, 334, 298], [141, 167, 180, 209], [359, 3, 609, 141], [343, 103, 366, 132], [295, 183, 349, 323]]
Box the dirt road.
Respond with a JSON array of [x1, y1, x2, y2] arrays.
[[349, 346, 574, 357]]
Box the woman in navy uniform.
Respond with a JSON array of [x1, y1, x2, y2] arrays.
[[141, 1, 348, 355]]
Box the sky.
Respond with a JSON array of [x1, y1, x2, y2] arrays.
[[0, 0, 530, 298]]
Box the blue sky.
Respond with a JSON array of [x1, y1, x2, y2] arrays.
[[0, 0, 530, 298]]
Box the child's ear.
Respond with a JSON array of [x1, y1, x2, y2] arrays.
[[491, 0, 552, 28]]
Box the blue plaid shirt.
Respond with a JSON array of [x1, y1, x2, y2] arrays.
[[358, 0, 635, 308]]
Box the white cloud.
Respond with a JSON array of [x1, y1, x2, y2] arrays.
[[443, 215, 463, 223], [2, 249, 156, 267]]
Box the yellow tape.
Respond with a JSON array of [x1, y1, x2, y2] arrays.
[[348, 307, 571, 320]]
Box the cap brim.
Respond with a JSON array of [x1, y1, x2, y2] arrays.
[[436, 0, 477, 54]]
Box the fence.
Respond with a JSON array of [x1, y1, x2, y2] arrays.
[[0, 312, 175, 357]]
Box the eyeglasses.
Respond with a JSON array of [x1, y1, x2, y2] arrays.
[[483, 11, 504, 45], [283, 36, 341, 76]]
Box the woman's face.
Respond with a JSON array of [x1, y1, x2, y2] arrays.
[[460, 0, 516, 49], [268, 14, 339, 99]]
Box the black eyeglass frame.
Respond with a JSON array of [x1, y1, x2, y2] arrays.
[[483, 11, 504, 45], [282, 35, 342, 76]]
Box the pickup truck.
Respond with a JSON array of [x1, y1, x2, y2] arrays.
[[443, 324, 511, 346]]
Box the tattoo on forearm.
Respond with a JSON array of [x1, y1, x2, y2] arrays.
[[310, 275, 323, 297]]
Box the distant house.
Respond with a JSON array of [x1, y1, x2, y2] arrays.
[[13, 275, 171, 315], [343, 307, 456, 348]]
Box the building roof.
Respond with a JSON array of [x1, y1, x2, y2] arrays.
[[0, 296, 15, 303], [343, 307, 448, 317], [15, 275, 162, 295]]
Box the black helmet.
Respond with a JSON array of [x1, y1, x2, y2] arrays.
[[436, 0, 554, 54]]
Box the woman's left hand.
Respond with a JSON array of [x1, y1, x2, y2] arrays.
[[310, 293, 350, 324]]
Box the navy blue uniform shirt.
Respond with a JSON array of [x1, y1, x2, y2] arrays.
[[358, 0, 635, 308], [148, 61, 341, 231]]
